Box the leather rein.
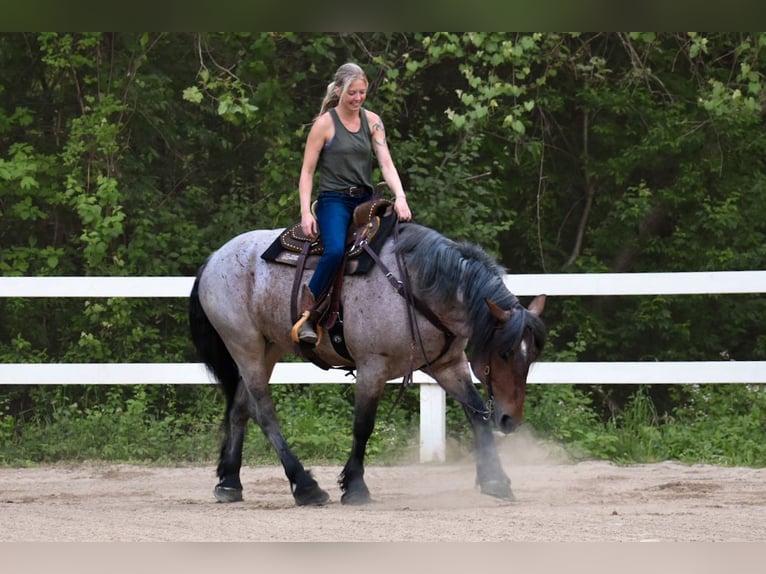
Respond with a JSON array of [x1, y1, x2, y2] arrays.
[[364, 223, 497, 420], [360, 222, 456, 383]]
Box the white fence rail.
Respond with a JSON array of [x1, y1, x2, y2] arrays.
[[2, 272, 766, 462], [2, 271, 765, 297]]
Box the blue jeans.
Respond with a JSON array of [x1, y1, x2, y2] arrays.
[[309, 191, 372, 298]]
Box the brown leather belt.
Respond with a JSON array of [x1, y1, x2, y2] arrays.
[[341, 186, 370, 196]]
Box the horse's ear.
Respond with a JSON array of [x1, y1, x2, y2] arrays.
[[485, 298, 511, 323], [528, 295, 546, 316]]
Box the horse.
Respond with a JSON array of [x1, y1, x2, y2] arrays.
[[188, 221, 546, 506]]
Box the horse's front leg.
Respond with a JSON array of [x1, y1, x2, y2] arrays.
[[433, 362, 513, 500], [463, 404, 514, 500], [338, 375, 386, 505]]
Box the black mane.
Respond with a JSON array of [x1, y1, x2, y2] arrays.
[[394, 224, 546, 357]]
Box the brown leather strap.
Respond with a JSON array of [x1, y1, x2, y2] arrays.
[[290, 241, 311, 325], [325, 254, 347, 331], [361, 238, 456, 367], [290, 240, 333, 370]]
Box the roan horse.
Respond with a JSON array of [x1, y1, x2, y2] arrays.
[[189, 221, 546, 505]]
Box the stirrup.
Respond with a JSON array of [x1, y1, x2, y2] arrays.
[[291, 311, 323, 346], [291, 311, 313, 344]]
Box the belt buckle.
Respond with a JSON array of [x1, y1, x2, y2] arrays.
[[348, 186, 364, 196]]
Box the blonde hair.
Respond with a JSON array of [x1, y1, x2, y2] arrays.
[[318, 62, 368, 116]]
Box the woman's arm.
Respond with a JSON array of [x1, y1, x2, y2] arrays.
[[367, 110, 412, 221], [298, 114, 332, 237]]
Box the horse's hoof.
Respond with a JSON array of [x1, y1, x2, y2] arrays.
[[341, 487, 371, 505], [480, 480, 515, 501], [294, 486, 330, 506], [214, 485, 244, 503]]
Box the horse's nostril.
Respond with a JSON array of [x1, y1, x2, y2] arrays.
[[498, 414, 519, 434]]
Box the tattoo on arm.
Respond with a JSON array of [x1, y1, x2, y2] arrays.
[[372, 120, 386, 147]]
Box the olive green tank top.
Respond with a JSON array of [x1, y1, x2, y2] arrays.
[[316, 108, 374, 192]]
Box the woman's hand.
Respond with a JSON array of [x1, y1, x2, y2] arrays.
[[394, 195, 412, 221], [301, 212, 318, 239]]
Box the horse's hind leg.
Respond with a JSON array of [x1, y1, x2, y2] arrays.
[[244, 374, 330, 506], [215, 340, 329, 506], [214, 383, 249, 502]]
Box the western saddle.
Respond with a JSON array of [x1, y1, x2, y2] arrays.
[[261, 196, 397, 368]]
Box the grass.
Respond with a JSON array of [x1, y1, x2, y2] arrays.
[[2, 383, 765, 467]]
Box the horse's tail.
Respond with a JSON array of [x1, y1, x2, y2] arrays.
[[189, 263, 240, 407]]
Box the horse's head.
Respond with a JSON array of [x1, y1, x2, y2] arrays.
[[470, 295, 546, 434]]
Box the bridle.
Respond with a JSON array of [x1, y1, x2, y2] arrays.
[[473, 319, 532, 422], [466, 354, 495, 422], [482, 363, 495, 421]]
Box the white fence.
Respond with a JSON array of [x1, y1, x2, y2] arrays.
[[2, 272, 766, 462]]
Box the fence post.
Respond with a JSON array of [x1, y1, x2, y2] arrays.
[[419, 382, 446, 462]]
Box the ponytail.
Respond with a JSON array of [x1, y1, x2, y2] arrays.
[[318, 82, 340, 116]]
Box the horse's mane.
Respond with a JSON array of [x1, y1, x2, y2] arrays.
[[394, 224, 545, 357]]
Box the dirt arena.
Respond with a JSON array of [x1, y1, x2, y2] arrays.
[[1, 430, 765, 543]]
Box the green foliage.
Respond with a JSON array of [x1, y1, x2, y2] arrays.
[[525, 384, 619, 459], [523, 384, 766, 467], [262, 385, 418, 464], [0, 383, 419, 466], [661, 384, 766, 466], [438, 379, 766, 468], [0, 385, 222, 464], [606, 386, 664, 463]]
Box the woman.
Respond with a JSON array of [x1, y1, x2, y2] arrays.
[[293, 62, 412, 345]]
